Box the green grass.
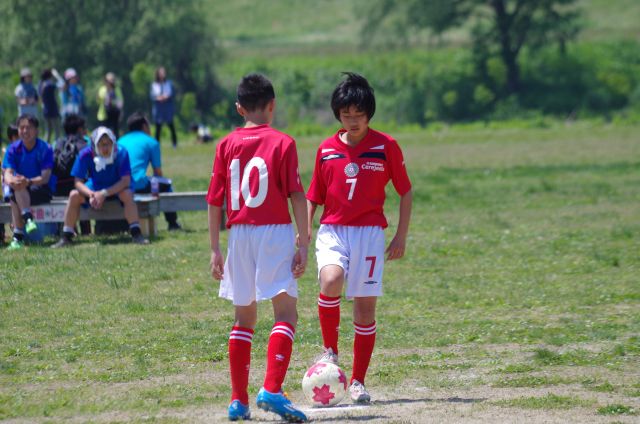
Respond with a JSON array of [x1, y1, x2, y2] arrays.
[[1, 121, 639, 420]]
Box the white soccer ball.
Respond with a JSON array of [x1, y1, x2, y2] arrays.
[[301, 361, 348, 407]]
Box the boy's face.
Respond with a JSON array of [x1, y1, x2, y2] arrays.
[[97, 136, 114, 158], [339, 105, 369, 142]]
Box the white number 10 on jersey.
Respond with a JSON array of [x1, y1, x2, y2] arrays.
[[230, 157, 268, 210]]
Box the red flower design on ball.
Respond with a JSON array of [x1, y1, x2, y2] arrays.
[[306, 362, 328, 377], [312, 384, 336, 405]]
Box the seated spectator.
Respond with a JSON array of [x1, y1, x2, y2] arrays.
[[51, 127, 149, 247], [1, 125, 20, 244], [2, 115, 54, 250], [190, 122, 213, 143], [52, 114, 88, 196], [118, 112, 181, 230]]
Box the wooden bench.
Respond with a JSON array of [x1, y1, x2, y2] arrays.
[[0, 191, 210, 237]]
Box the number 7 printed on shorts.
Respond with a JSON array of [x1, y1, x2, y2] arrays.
[[365, 256, 376, 278]]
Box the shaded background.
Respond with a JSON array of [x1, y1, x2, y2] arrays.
[[0, 0, 638, 135]]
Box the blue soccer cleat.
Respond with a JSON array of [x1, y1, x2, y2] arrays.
[[228, 399, 251, 421], [256, 387, 307, 423]]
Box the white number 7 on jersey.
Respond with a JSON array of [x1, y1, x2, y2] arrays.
[[346, 178, 357, 200]]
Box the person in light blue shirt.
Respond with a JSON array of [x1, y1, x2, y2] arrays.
[[51, 127, 149, 247], [14, 68, 39, 117], [118, 111, 181, 230]]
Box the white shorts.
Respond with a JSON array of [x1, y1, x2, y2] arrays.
[[315, 224, 385, 298], [220, 224, 298, 306]]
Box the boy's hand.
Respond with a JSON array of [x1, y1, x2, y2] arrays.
[[386, 234, 406, 260], [210, 248, 224, 280], [292, 245, 308, 278]]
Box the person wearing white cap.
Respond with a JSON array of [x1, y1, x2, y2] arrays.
[[14, 67, 39, 117], [51, 126, 149, 247], [60, 67, 86, 118]]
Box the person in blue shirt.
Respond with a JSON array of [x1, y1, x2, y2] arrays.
[[2, 115, 54, 250], [51, 126, 149, 247], [150, 67, 178, 148], [60, 68, 86, 119], [118, 112, 181, 230], [38, 68, 62, 143]]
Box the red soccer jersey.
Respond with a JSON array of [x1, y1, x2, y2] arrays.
[[306, 128, 411, 228], [206, 124, 304, 227]]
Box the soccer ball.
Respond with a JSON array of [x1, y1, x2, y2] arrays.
[[301, 361, 347, 407]]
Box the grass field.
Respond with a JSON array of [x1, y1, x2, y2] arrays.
[[1, 121, 639, 422]]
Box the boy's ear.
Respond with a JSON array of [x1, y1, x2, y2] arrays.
[[267, 98, 275, 112], [235, 102, 246, 117]]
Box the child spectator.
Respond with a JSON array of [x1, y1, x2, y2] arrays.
[[306, 73, 413, 403], [2, 115, 54, 250], [207, 73, 309, 422], [60, 68, 86, 118], [51, 127, 149, 247], [38, 68, 62, 143], [14, 68, 39, 117]]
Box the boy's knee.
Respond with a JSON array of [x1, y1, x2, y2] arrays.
[[119, 189, 133, 202], [69, 190, 83, 204]]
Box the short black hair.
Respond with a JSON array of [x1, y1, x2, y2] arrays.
[[6, 124, 18, 140], [237, 73, 275, 112], [127, 111, 150, 132], [16, 114, 39, 128], [330, 72, 376, 121], [63, 114, 85, 135]]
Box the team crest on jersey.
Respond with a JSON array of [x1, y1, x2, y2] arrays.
[[344, 162, 359, 177]]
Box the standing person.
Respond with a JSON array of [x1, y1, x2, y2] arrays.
[[14, 68, 39, 117], [2, 115, 54, 250], [150, 66, 178, 148], [207, 74, 309, 422], [97, 72, 124, 137], [306, 73, 413, 404], [51, 127, 149, 247], [38, 68, 62, 143], [118, 111, 181, 231], [60, 68, 86, 119]]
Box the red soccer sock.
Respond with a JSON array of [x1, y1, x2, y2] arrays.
[[228, 326, 254, 404], [351, 321, 376, 385], [318, 293, 341, 353], [263, 321, 295, 393]]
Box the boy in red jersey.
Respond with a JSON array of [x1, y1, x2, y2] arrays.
[[307, 73, 413, 403], [207, 74, 309, 423]]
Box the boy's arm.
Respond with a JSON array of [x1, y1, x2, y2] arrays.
[[208, 205, 224, 280], [306, 199, 318, 244], [386, 189, 413, 260], [290, 191, 309, 278]]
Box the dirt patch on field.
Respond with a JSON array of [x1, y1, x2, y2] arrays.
[[5, 384, 638, 423]]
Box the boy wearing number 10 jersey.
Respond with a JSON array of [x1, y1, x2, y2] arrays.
[[206, 74, 309, 422], [307, 73, 413, 403]]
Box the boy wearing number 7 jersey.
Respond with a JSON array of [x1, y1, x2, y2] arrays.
[[306, 73, 413, 404], [206, 73, 309, 423]]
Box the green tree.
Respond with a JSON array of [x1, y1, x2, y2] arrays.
[[0, 0, 224, 123], [364, 0, 580, 95]]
